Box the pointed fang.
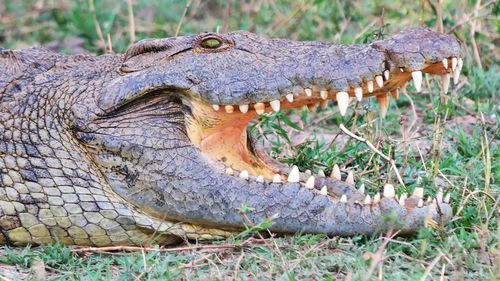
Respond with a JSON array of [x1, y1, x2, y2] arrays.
[[256, 175, 264, 183], [225, 105, 234, 113], [373, 193, 381, 204], [212, 104, 220, 111], [272, 174, 282, 183], [330, 164, 341, 180], [441, 74, 450, 94], [320, 186, 328, 195], [451, 57, 458, 71], [270, 100, 281, 112], [354, 87, 363, 101], [254, 102, 265, 115], [358, 183, 365, 194], [383, 184, 395, 198], [320, 90, 328, 100], [305, 176, 315, 189], [340, 194, 347, 203], [305, 88, 313, 97], [345, 171, 354, 185], [288, 165, 300, 183], [286, 94, 294, 103], [239, 170, 249, 180], [336, 91, 349, 116], [384, 70, 390, 80], [367, 81, 374, 93], [364, 195, 371, 204], [376, 75, 384, 88], [411, 71, 423, 92], [442, 58, 448, 69], [239, 104, 249, 113]]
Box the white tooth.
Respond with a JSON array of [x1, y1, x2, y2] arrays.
[[305, 88, 313, 97], [239, 170, 249, 180], [212, 104, 220, 111], [413, 187, 424, 198], [256, 175, 264, 183], [330, 164, 341, 180], [225, 168, 234, 175], [375, 75, 384, 88], [441, 74, 450, 94], [451, 57, 457, 71], [317, 169, 325, 177], [336, 91, 349, 116], [270, 100, 281, 112], [426, 196, 432, 204], [320, 90, 328, 100], [345, 171, 354, 185], [364, 195, 371, 204], [400, 67, 404, 72], [458, 58, 463, 69], [373, 193, 381, 204], [399, 194, 407, 206], [358, 183, 365, 194], [340, 194, 347, 203], [225, 105, 234, 113], [286, 94, 294, 103], [287, 165, 300, 183], [377, 93, 389, 119], [383, 184, 395, 198], [417, 199, 424, 208], [442, 58, 448, 69], [436, 189, 443, 202], [305, 169, 312, 175], [444, 193, 451, 203], [411, 71, 423, 92], [320, 186, 328, 195], [254, 102, 265, 115], [384, 70, 390, 80], [354, 87, 363, 101], [272, 174, 282, 183], [305, 176, 315, 189], [239, 104, 249, 113], [367, 81, 374, 93]]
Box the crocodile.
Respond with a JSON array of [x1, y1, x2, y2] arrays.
[[0, 28, 464, 246]]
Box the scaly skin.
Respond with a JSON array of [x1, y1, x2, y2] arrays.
[[0, 28, 463, 246]]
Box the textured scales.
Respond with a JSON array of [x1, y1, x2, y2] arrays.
[[0, 28, 463, 246]]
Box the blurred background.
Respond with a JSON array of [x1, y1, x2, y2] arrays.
[[0, 0, 498, 70]]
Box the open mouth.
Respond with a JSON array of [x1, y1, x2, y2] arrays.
[[186, 56, 462, 204]]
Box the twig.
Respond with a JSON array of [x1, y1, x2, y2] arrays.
[[126, 0, 136, 44], [362, 229, 398, 281], [339, 124, 405, 186], [175, 0, 192, 36], [419, 252, 444, 281], [223, 0, 231, 33], [71, 243, 244, 253], [88, 0, 106, 52]]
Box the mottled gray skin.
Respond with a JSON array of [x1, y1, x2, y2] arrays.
[[0, 28, 461, 246]]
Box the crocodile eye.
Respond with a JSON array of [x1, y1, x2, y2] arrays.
[[201, 38, 222, 49]]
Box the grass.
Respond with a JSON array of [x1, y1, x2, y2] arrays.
[[0, 0, 498, 280]]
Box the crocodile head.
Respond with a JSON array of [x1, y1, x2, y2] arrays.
[[1, 28, 463, 245], [71, 28, 464, 240]]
